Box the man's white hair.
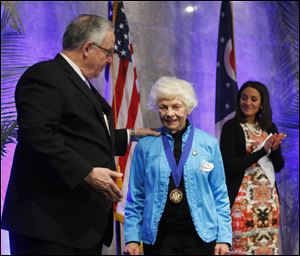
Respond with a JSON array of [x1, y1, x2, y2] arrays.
[[147, 76, 198, 112]]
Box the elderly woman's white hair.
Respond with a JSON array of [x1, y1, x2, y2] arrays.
[[147, 76, 198, 112]]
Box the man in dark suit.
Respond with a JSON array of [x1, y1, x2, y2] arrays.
[[1, 14, 159, 255]]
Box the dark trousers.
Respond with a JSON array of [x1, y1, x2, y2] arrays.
[[9, 232, 102, 255], [143, 226, 215, 255]]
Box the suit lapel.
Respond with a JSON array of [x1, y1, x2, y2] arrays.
[[54, 54, 111, 139], [90, 85, 115, 144]]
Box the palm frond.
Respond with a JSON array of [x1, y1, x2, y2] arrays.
[[1, 2, 27, 159], [1, 120, 17, 157], [1, 1, 24, 33], [272, 2, 299, 255]]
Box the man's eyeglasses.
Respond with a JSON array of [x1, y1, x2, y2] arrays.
[[92, 42, 114, 58]]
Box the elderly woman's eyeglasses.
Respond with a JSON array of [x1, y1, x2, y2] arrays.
[[92, 42, 114, 58]]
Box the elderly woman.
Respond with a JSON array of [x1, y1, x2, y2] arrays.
[[123, 76, 232, 255]]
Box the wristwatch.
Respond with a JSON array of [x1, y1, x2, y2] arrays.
[[130, 128, 138, 141]]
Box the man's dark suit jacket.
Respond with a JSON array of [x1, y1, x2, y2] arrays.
[[1, 54, 128, 249]]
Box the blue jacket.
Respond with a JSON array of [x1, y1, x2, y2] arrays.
[[124, 125, 232, 245]]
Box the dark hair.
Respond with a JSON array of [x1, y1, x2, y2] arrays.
[[235, 81, 272, 130]]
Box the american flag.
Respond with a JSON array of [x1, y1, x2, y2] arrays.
[[111, 1, 143, 222], [215, 1, 238, 140]]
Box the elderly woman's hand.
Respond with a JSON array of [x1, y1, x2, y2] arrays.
[[123, 242, 140, 255], [214, 243, 230, 255]]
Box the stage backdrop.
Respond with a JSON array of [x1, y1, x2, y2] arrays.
[[1, 1, 299, 255]]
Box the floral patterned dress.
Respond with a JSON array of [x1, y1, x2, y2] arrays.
[[230, 123, 280, 255]]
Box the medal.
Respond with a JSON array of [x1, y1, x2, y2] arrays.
[[169, 188, 183, 203], [162, 126, 194, 205]]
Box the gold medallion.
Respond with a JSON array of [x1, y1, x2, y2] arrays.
[[169, 188, 183, 203]]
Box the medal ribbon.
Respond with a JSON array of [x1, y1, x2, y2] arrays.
[[162, 126, 194, 187]]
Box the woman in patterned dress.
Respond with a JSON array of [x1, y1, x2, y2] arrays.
[[220, 81, 286, 255]]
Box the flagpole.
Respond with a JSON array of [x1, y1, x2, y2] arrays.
[[110, 1, 143, 254], [112, 0, 119, 126], [110, 1, 122, 255], [229, 1, 237, 78]]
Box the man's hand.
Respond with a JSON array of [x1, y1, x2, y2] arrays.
[[84, 167, 123, 202], [123, 242, 140, 255], [134, 128, 160, 138]]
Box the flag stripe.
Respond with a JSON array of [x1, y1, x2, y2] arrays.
[[126, 82, 139, 127], [117, 62, 135, 127], [113, 59, 129, 122]]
